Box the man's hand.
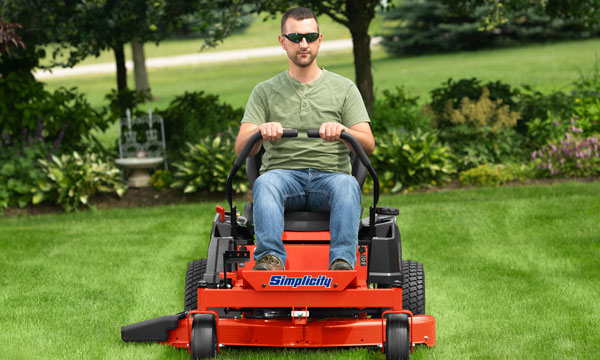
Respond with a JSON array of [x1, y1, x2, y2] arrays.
[[319, 122, 347, 142], [317, 122, 375, 155], [235, 122, 284, 156], [258, 122, 284, 142]]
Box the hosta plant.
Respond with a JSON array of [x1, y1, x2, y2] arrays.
[[171, 133, 248, 194], [37, 152, 125, 212], [371, 129, 456, 192]]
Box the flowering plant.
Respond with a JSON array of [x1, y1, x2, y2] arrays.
[[531, 122, 600, 178]]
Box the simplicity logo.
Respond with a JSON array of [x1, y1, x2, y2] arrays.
[[268, 275, 333, 288]]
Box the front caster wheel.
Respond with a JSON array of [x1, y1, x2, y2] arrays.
[[385, 313, 410, 360], [191, 313, 217, 359]]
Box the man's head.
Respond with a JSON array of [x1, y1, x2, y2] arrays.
[[279, 7, 322, 68], [280, 7, 319, 34]]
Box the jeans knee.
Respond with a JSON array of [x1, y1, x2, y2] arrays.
[[332, 175, 360, 201]]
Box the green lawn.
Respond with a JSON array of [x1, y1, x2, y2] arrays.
[[1, 182, 599, 359]]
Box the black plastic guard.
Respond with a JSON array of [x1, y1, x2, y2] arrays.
[[121, 313, 183, 342]]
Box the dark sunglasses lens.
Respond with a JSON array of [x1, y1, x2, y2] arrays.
[[305, 33, 319, 42], [285, 33, 319, 43], [286, 33, 303, 42]]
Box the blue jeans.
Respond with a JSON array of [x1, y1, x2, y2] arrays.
[[252, 168, 362, 269]]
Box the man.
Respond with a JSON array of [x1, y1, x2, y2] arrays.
[[235, 7, 374, 271]]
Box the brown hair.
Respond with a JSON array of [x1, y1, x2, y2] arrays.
[[280, 7, 319, 34]]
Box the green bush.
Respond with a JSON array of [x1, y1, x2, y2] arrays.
[[0, 142, 48, 212], [459, 163, 532, 187], [149, 169, 174, 190], [0, 71, 109, 152], [157, 91, 244, 162], [371, 129, 455, 192], [373, 86, 429, 134], [37, 152, 125, 212], [171, 129, 248, 194], [517, 85, 575, 140], [572, 68, 600, 135], [104, 88, 152, 122], [426, 78, 520, 129], [425, 79, 525, 170]]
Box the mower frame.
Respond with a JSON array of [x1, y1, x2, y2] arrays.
[[122, 130, 436, 359]]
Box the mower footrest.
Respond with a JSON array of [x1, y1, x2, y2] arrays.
[[121, 314, 182, 342]]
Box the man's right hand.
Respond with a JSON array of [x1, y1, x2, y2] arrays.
[[235, 122, 284, 156], [258, 122, 283, 142]]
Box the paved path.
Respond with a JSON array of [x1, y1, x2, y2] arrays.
[[34, 37, 382, 79]]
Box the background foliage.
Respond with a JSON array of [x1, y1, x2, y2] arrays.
[[381, 0, 600, 57], [157, 91, 244, 162]]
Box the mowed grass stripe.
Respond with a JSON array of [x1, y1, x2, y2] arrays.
[[385, 182, 600, 359], [0, 204, 214, 359], [1, 182, 599, 359]]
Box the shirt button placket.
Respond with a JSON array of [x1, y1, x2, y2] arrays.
[[300, 87, 308, 117]]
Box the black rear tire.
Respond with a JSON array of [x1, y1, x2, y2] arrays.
[[401, 260, 425, 315], [385, 313, 410, 360], [191, 313, 218, 359], [185, 259, 207, 312]]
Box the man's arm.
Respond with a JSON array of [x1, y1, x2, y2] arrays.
[[235, 122, 284, 156], [318, 122, 375, 155]]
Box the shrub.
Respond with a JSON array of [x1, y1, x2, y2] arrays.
[[0, 72, 110, 152], [371, 129, 456, 192], [517, 85, 575, 139], [157, 91, 244, 162], [531, 128, 600, 178], [171, 129, 248, 194], [431, 87, 526, 170], [373, 86, 429, 134], [572, 67, 600, 135], [426, 78, 520, 129], [459, 163, 532, 187], [104, 88, 152, 122], [149, 169, 174, 190], [37, 152, 125, 212], [0, 142, 47, 212]]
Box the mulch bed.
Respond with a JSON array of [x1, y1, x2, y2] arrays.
[[3, 177, 598, 217]]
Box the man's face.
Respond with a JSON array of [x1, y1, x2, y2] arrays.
[[279, 18, 322, 68]]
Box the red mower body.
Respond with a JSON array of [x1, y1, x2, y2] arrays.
[[121, 130, 436, 359]]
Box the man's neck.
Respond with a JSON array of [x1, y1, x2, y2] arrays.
[[288, 62, 322, 84]]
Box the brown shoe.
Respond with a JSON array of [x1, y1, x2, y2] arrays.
[[329, 259, 352, 270], [253, 254, 284, 270]]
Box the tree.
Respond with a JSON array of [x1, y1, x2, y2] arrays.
[[441, 0, 600, 29]]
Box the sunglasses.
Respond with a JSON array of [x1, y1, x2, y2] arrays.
[[283, 32, 320, 43]]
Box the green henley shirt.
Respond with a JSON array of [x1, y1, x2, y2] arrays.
[[241, 69, 371, 174]]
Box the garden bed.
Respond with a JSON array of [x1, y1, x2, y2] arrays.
[[3, 177, 597, 217]]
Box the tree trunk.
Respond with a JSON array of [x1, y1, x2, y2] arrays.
[[131, 37, 150, 95], [349, 28, 374, 114], [346, 0, 376, 114], [113, 43, 127, 91]]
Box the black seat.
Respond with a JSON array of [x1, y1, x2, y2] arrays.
[[244, 148, 367, 232]]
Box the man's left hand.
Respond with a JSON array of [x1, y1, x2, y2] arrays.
[[319, 122, 347, 142]]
